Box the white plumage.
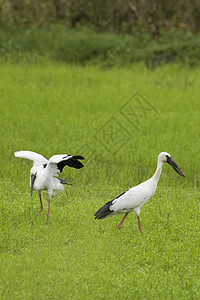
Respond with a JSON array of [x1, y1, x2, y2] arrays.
[[15, 150, 84, 224], [94, 152, 185, 233]]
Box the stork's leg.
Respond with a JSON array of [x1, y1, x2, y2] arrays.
[[137, 216, 143, 234], [30, 191, 43, 223], [118, 213, 129, 230], [46, 197, 51, 225]]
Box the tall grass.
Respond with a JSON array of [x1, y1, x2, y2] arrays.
[[0, 62, 200, 299], [1, 26, 200, 67]]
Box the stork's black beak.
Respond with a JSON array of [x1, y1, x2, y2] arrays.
[[167, 157, 185, 177], [30, 174, 36, 197]]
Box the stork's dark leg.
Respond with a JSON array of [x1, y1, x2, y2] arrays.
[[118, 213, 129, 230], [137, 216, 143, 234], [30, 191, 43, 223], [46, 197, 51, 225]]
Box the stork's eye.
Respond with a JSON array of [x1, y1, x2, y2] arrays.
[[166, 155, 169, 158]]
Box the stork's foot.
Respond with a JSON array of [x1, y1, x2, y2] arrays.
[[46, 213, 50, 225], [117, 223, 122, 231], [46, 197, 51, 225], [117, 213, 129, 231], [29, 218, 35, 224], [137, 216, 143, 234]]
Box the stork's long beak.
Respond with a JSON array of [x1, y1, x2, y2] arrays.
[[30, 174, 36, 197], [167, 157, 185, 177]]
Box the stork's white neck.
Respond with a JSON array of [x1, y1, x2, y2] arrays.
[[152, 160, 164, 182]]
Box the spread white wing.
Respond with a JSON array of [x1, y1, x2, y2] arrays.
[[14, 151, 48, 167]]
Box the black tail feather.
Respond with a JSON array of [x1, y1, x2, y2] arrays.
[[58, 178, 72, 185], [94, 200, 113, 219]]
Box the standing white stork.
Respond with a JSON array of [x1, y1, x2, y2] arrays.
[[94, 152, 185, 233], [15, 151, 84, 224]]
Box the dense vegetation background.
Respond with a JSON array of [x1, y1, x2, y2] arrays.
[[0, 0, 200, 67], [1, 0, 200, 35]]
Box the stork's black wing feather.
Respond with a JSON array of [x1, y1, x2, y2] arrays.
[[57, 155, 84, 172], [94, 190, 128, 219], [94, 200, 114, 219]]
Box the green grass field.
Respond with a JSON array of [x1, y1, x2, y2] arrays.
[[0, 62, 200, 299]]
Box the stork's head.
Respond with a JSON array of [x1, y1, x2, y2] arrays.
[[158, 152, 185, 177], [30, 166, 37, 197]]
